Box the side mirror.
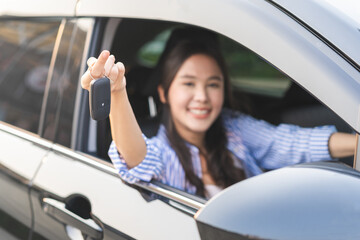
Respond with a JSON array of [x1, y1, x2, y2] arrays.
[[195, 162, 360, 240]]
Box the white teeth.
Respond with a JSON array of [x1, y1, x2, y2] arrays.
[[190, 109, 209, 115]]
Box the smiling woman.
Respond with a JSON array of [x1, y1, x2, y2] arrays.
[[80, 26, 356, 200]]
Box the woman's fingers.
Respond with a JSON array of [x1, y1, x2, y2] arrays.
[[81, 50, 127, 93], [81, 50, 110, 91], [104, 55, 116, 79], [116, 61, 125, 77], [91, 50, 110, 78], [109, 62, 126, 92], [86, 57, 97, 68], [106, 63, 118, 83], [81, 69, 94, 90]]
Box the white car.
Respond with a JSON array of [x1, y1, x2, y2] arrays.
[[0, 0, 359, 239]]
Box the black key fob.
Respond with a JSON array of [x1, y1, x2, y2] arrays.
[[89, 77, 111, 121]]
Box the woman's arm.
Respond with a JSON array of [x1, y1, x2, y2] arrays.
[[328, 132, 356, 158], [227, 111, 354, 169], [81, 50, 146, 168]]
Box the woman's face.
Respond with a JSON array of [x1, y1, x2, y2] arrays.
[[163, 54, 225, 140]]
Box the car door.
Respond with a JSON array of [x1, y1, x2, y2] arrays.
[[0, 18, 61, 239], [31, 146, 201, 240], [28, 17, 201, 240]]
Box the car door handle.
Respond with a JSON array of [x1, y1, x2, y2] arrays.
[[42, 197, 103, 239]]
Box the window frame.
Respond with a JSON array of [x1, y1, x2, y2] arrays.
[[75, 8, 360, 213]]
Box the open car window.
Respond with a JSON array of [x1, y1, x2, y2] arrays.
[[90, 18, 354, 203], [138, 28, 292, 98]]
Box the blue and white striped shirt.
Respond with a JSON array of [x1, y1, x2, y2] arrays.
[[108, 109, 336, 195]]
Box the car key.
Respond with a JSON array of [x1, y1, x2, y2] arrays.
[[89, 77, 111, 121]]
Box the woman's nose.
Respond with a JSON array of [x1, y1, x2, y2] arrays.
[[193, 86, 208, 102]]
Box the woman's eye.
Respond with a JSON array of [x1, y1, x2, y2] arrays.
[[183, 82, 194, 86], [208, 83, 220, 88]]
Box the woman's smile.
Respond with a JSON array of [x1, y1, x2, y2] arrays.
[[188, 107, 211, 119], [163, 53, 224, 143]]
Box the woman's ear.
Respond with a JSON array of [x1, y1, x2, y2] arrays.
[[157, 85, 166, 103]]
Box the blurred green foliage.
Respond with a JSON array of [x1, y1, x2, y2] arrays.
[[137, 28, 290, 97]]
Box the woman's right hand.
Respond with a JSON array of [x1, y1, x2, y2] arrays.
[[80, 50, 126, 93], [82, 52, 146, 168]]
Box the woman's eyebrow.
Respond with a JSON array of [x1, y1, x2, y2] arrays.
[[208, 75, 223, 81], [179, 74, 223, 81], [179, 74, 196, 79]]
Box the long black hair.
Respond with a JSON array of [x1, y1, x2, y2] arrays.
[[156, 27, 245, 196]]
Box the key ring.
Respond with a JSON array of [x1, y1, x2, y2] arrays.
[[88, 66, 97, 81]]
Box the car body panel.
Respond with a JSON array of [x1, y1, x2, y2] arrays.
[[31, 144, 200, 239], [0, 124, 51, 179], [195, 162, 360, 239], [0, 0, 76, 17], [0, 124, 51, 239], [271, 0, 360, 67]]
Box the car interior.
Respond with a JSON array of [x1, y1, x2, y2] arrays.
[[86, 18, 354, 195]]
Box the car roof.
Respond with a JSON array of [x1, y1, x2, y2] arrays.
[[0, 0, 76, 17], [2, 0, 360, 131], [74, 0, 360, 65], [2, 0, 357, 67], [270, 0, 360, 74]]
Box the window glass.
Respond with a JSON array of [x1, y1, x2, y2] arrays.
[[137, 28, 291, 98], [42, 18, 93, 148], [220, 37, 291, 98], [137, 29, 171, 67], [0, 19, 60, 133]]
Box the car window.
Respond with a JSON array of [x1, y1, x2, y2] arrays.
[[138, 28, 291, 98], [220, 37, 291, 98], [0, 19, 61, 134], [133, 25, 298, 127], [41, 18, 93, 148], [95, 18, 353, 163], [92, 18, 353, 203]]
